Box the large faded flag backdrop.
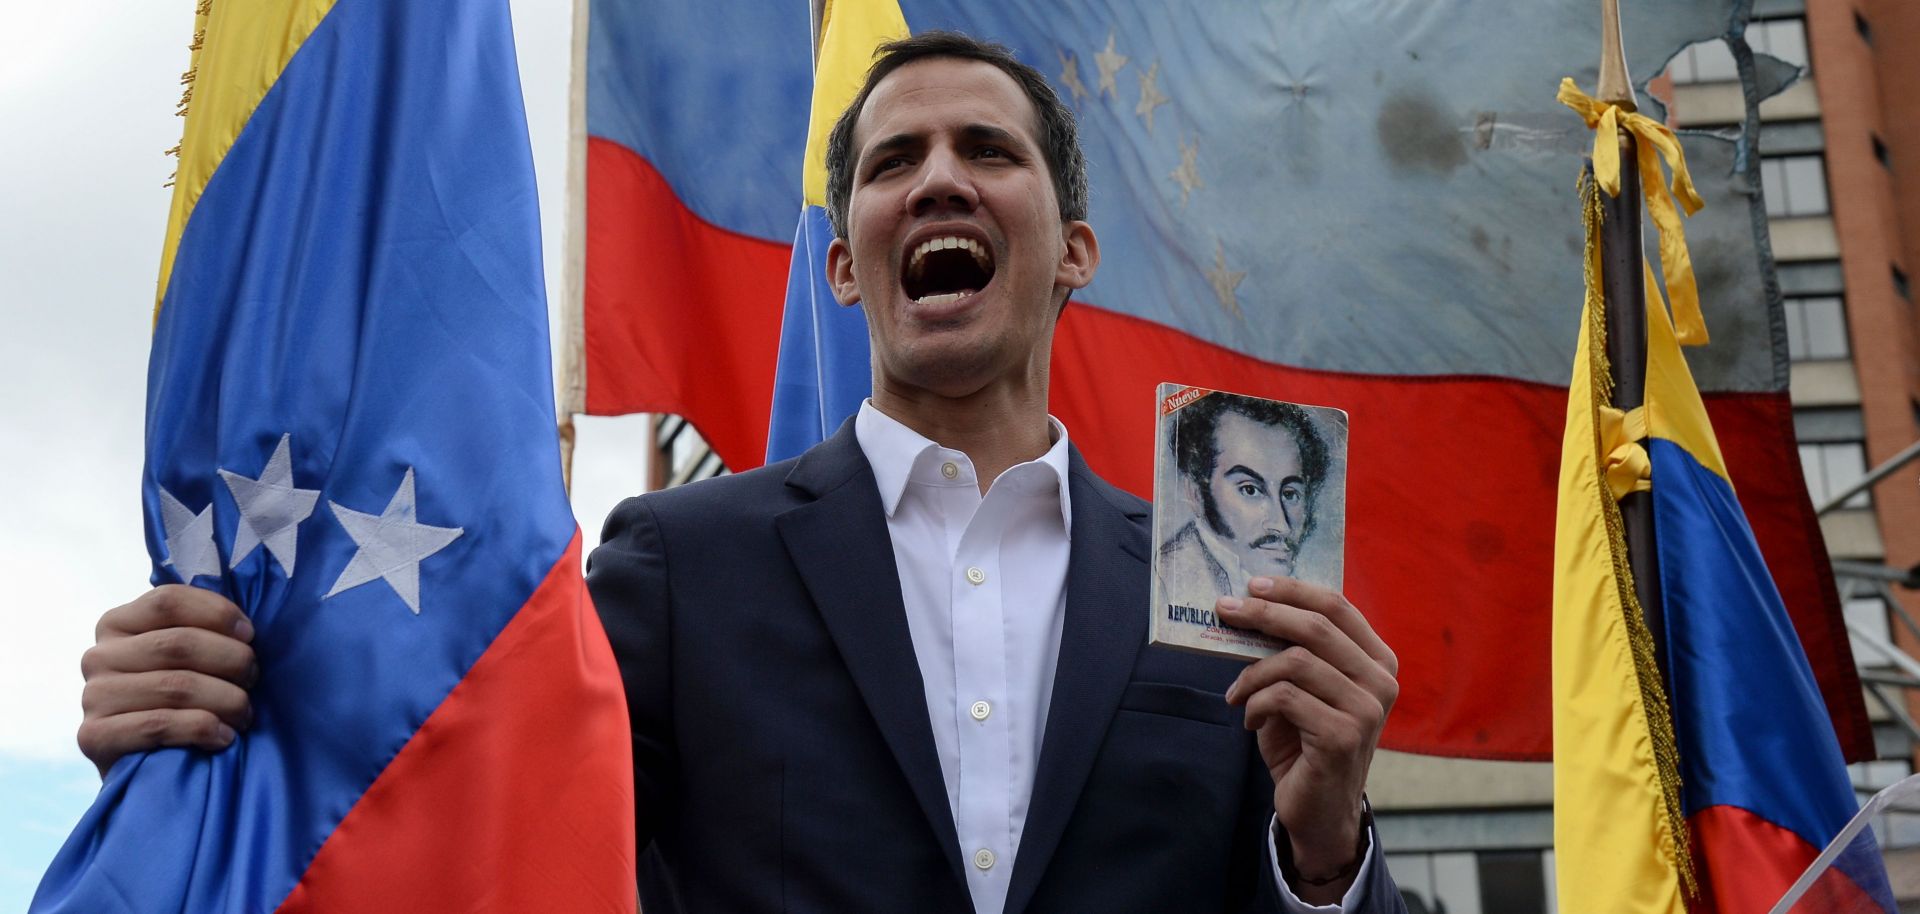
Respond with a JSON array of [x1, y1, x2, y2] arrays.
[[577, 0, 1869, 759], [33, 0, 634, 911]]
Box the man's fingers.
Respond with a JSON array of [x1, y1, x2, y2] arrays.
[[82, 670, 253, 731], [97, 585, 253, 643], [76, 709, 237, 772], [1229, 647, 1383, 733], [1241, 577, 1397, 676], [82, 627, 258, 686], [1218, 596, 1379, 686]]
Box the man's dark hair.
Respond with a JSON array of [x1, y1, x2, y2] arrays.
[[823, 31, 1089, 240], [1174, 393, 1330, 538]]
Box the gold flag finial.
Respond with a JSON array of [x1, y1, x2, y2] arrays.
[[1597, 0, 1635, 108]]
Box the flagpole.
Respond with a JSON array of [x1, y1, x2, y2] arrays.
[[557, 0, 592, 495], [1595, 0, 1666, 661]]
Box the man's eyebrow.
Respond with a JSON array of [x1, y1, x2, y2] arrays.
[[858, 133, 922, 171], [1223, 465, 1268, 487], [959, 123, 1023, 148]]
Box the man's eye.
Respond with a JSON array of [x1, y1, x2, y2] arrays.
[[872, 156, 908, 176], [1280, 485, 1304, 503], [975, 147, 1005, 159], [1237, 482, 1263, 497]]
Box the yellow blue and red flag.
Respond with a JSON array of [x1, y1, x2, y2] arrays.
[[1551, 82, 1893, 914], [576, 0, 1869, 762], [32, 1, 634, 910]]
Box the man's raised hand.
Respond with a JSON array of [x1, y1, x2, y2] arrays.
[[1217, 576, 1398, 902], [77, 585, 257, 778]]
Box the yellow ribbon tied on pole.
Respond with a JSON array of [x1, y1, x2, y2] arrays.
[[1557, 78, 1710, 346]]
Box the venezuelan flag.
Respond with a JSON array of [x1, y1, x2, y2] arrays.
[[32, 1, 634, 910], [1552, 84, 1892, 913]]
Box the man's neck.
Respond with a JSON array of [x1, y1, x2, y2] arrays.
[[869, 381, 1053, 492]]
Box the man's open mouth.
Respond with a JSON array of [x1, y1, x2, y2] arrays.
[[903, 234, 996, 306]]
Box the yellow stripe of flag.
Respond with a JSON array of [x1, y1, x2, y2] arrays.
[[157, 0, 337, 317], [800, 0, 909, 207]]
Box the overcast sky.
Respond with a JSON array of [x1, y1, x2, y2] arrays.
[[0, 1, 653, 898]]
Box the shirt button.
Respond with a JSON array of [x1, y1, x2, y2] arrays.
[[974, 847, 996, 870], [970, 700, 992, 721], [965, 566, 987, 585], [941, 461, 959, 479]]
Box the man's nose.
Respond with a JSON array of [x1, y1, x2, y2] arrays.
[[1266, 496, 1295, 535], [908, 148, 978, 217]]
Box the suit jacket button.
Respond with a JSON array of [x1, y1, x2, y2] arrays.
[[973, 848, 996, 870]]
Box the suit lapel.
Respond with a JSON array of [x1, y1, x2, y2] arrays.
[[774, 423, 967, 889], [1006, 452, 1150, 914]]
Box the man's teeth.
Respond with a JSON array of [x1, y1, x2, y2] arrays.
[[906, 235, 991, 277], [913, 290, 977, 306]]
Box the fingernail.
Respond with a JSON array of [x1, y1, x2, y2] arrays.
[[1218, 596, 1243, 612], [233, 616, 255, 642], [1225, 680, 1241, 704], [1249, 577, 1274, 594], [217, 724, 237, 746]]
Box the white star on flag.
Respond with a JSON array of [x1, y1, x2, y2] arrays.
[[1135, 61, 1169, 134], [218, 433, 320, 577], [1057, 48, 1089, 105], [1094, 30, 1128, 99], [157, 486, 221, 583], [325, 468, 464, 615]]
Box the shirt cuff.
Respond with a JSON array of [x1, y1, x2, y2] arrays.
[[1267, 813, 1375, 913]]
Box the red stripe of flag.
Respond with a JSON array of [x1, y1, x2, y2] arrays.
[[276, 535, 635, 913]]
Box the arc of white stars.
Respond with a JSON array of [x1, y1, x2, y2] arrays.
[[1206, 240, 1247, 319], [1057, 48, 1088, 105], [1094, 30, 1128, 99], [158, 486, 221, 583], [1135, 61, 1169, 134], [218, 433, 320, 577], [1170, 137, 1202, 205], [325, 468, 464, 615]]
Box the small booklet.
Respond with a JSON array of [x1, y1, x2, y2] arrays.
[[1147, 383, 1349, 662]]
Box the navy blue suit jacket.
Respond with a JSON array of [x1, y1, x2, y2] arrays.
[[586, 422, 1402, 912]]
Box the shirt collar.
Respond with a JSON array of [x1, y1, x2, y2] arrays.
[[854, 399, 1073, 530]]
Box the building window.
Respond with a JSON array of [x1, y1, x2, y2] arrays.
[[1668, 39, 1738, 84], [1844, 594, 1894, 667], [1783, 295, 1850, 360], [1762, 155, 1831, 217], [1799, 440, 1872, 509], [1749, 18, 1810, 70], [1389, 850, 1555, 914], [1668, 18, 1808, 84]]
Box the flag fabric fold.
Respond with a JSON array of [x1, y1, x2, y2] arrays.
[[33, 0, 635, 910], [1551, 93, 1893, 913]]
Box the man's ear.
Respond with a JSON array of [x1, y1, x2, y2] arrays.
[[826, 236, 862, 306], [1054, 220, 1100, 293]]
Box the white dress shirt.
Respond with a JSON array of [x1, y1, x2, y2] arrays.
[[854, 401, 1369, 914]]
